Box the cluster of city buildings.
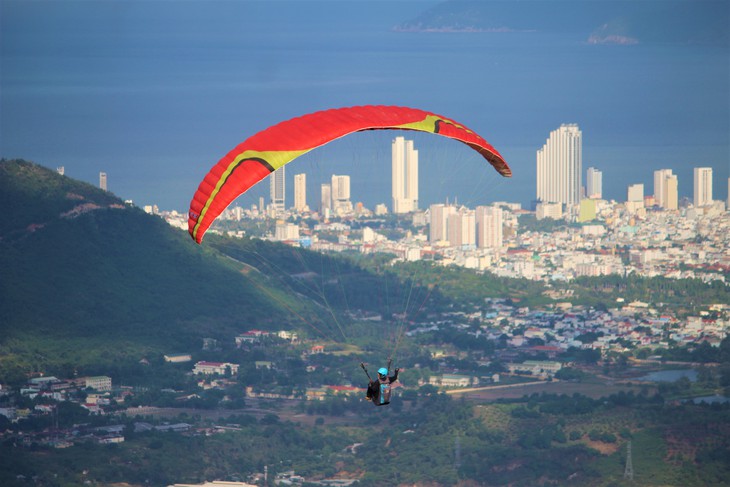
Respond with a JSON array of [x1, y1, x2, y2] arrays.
[[477, 299, 728, 356], [0, 374, 116, 424], [153, 125, 728, 286]]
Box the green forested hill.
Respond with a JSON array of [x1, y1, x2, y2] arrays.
[[0, 160, 306, 381]]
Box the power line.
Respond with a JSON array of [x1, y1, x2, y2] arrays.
[[624, 440, 634, 481]]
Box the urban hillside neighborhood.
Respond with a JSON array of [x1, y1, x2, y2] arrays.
[[2, 159, 729, 486], [3, 268, 728, 449]]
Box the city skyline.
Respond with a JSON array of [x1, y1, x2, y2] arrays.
[[248, 126, 727, 217], [246, 157, 727, 219]]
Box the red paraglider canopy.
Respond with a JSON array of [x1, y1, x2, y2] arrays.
[[189, 105, 511, 243]]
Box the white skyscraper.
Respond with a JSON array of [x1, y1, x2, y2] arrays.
[[447, 208, 475, 247], [627, 184, 644, 203], [476, 206, 503, 249], [99, 172, 108, 191], [331, 174, 352, 215], [586, 167, 602, 199], [269, 166, 285, 213], [320, 183, 332, 214], [392, 136, 419, 214], [693, 167, 713, 207], [654, 169, 675, 209], [331, 174, 350, 200], [429, 203, 456, 243], [536, 124, 582, 206], [294, 173, 307, 211], [665, 175, 678, 210]]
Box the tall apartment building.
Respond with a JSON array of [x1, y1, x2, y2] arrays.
[[586, 167, 602, 199], [448, 208, 475, 247], [294, 173, 307, 211], [429, 203, 456, 243], [627, 183, 644, 203], [320, 183, 332, 214], [536, 124, 582, 206], [664, 174, 678, 210], [476, 206, 503, 249], [392, 136, 419, 214], [693, 167, 713, 207], [331, 174, 352, 214], [269, 166, 285, 213], [654, 169, 672, 208]]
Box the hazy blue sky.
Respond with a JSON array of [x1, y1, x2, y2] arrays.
[[1, 0, 728, 211]]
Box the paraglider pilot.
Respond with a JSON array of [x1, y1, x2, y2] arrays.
[[362, 361, 399, 406]]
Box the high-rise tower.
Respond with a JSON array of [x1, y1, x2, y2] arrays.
[[331, 174, 352, 214], [392, 136, 419, 214], [694, 167, 713, 207], [320, 183, 332, 214], [99, 172, 108, 191], [448, 208, 475, 247], [664, 174, 678, 210], [294, 173, 307, 211], [536, 124, 582, 206], [627, 183, 644, 203], [476, 206, 503, 249], [586, 167, 602, 199], [654, 169, 679, 210], [270, 166, 285, 214], [654, 169, 673, 208], [429, 203, 456, 243]]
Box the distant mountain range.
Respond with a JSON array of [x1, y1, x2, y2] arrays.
[[394, 0, 729, 46], [0, 160, 310, 379]]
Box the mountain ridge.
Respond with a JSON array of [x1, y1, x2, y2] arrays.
[[394, 0, 729, 46], [0, 159, 304, 380]]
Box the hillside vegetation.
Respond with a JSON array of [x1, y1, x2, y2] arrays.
[[0, 160, 306, 380]]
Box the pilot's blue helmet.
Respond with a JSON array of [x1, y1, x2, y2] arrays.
[[378, 367, 388, 376]]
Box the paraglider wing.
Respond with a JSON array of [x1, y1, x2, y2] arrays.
[[188, 105, 511, 243]]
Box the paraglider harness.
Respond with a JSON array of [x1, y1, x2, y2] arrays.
[[361, 360, 395, 406]]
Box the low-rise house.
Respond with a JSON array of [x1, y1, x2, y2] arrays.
[[235, 333, 260, 346], [508, 360, 562, 378], [193, 361, 239, 376], [79, 376, 112, 392], [28, 376, 61, 390], [164, 353, 192, 363], [327, 385, 360, 396], [97, 435, 124, 444], [428, 374, 475, 388], [81, 403, 102, 415], [0, 407, 17, 420]]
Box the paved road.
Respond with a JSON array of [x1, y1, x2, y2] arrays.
[[446, 380, 550, 395]]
